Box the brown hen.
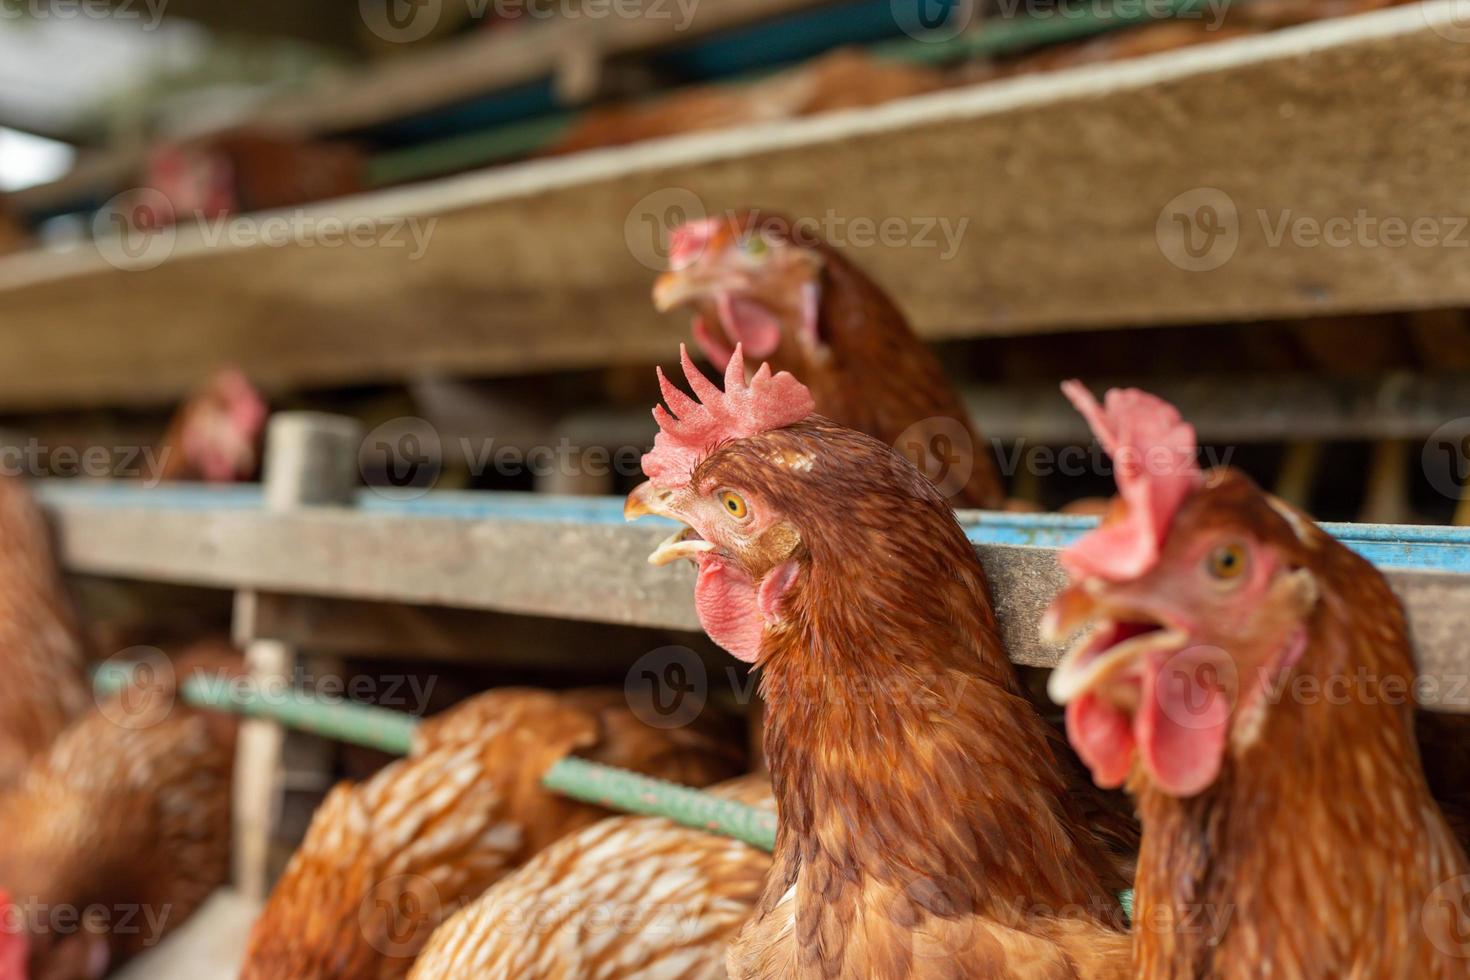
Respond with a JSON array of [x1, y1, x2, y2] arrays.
[[627, 351, 1129, 978], [239, 687, 743, 980], [1046, 383, 1470, 976], [654, 210, 1006, 510], [409, 774, 775, 979], [0, 655, 236, 979], [0, 477, 90, 793]]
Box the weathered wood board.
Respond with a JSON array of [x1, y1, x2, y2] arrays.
[[1, 5, 1468, 409], [38, 492, 1470, 712]]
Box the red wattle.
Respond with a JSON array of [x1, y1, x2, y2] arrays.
[[1066, 692, 1136, 789], [715, 291, 782, 360], [1136, 654, 1230, 798], [694, 560, 764, 664]]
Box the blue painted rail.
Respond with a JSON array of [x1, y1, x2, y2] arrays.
[[31, 482, 1470, 576]]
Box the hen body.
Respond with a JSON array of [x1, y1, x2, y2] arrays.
[[239, 687, 743, 980], [1045, 385, 1470, 977], [410, 774, 774, 979], [0, 477, 90, 792], [627, 357, 1129, 979], [727, 424, 1128, 979], [0, 671, 235, 978]]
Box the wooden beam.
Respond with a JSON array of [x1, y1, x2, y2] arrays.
[[0, 5, 1468, 409], [34, 486, 1470, 712], [231, 413, 362, 901]]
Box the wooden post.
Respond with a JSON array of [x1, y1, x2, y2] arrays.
[[232, 412, 362, 901]]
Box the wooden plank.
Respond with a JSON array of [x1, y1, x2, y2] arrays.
[[0, 5, 1468, 410], [34, 487, 1470, 712]]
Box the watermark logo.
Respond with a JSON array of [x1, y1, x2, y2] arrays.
[[1426, 0, 1470, 44], [360, 0, 446, 42], [626, 187, 707, 271], [0, 0, 168, 29], [1152, 645, 1236, 731], [360, 417, 444, 501], [891, 0, 978, 42], [1423, 417, 1470, 501], [95, 646, 177, 731], [1423, 874, 1470, 958], [1156, 187, 1239, 272], [893, 416, 974, 500], [360, 874, 443, 957], [94, 190, 177, 272], [625, 646, 708, 730]]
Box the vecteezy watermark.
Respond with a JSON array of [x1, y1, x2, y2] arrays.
[[0, 0, 168, 29], [0, 439, 171, 485], [359, 417, 648, 501], [1156, 187, 1240, 272], [94, 647, 440, 730], [359, 0, 700, 43], [1425, 0, 1470, 44], [1423, 417, 1470, 501], [360, 874, 445, 958], [92, 190, 438, 272], [992, 438, 1236, 480], [892, 0, 1230, 42], [890, 0, 979, 42], [0, 899, 174, 946], [625, 195, 972, 271], [1157, 187, 1470, 272], [893, 416, 975, 500], [625, 646, 709, 730], [1423, 875, 1470, 958]]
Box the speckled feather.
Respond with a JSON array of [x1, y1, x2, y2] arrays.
[[677, 419, 1129, 979], [1126, 473, 1470, 978], [0, 676, 234, 974], [240, 688, 743, 980], [0, 477, 91, 791], [410, 775, 775, 979]]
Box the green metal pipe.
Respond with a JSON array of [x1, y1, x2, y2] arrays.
[[90, 663, 1132, 916]]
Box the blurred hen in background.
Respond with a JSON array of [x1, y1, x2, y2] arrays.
[[0, 477, 90, 793], [0, 648, 239, 980], [653, 210, 1008, 509], [239, 687, 744, 979]]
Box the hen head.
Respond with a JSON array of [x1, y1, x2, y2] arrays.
[[652, 210, 823, 369], [626, 345, 939, 663], [175, 368, 268, 482], [1044, 382, 1322, 800]]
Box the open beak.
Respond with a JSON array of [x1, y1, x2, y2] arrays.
[[1042, 582, 1189, 706], [625, 480, 715, 566]]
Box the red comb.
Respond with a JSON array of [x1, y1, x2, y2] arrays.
[[642, 344, 815, 488], [1059, 381, 1203, 581], [0, 889, 27, 980], [667, 217, 721, 270]]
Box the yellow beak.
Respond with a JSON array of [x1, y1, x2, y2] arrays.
[[652, 270, 704, 313], [625, 481, 714, 566]]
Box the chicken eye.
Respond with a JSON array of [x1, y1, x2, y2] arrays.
[[719, 491, 749, 520], [1205, 543, 1248, 582]]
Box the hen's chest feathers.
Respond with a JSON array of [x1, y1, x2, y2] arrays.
[[1133, 619, 1470, 980], [734, 576, 1127, 979]]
